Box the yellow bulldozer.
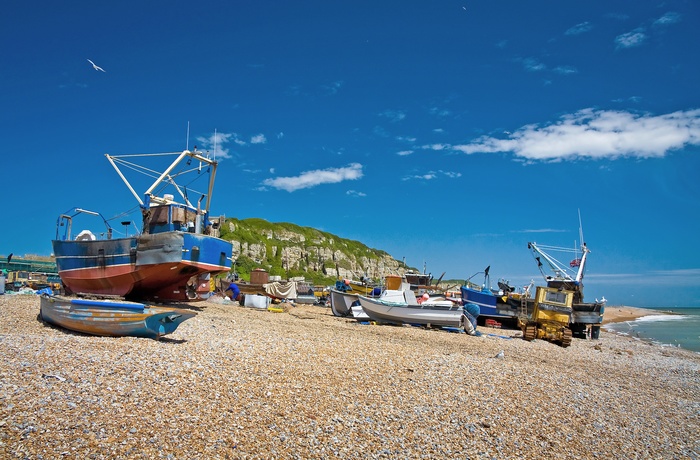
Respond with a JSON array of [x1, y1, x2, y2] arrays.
[[521, 286, 574, 348]]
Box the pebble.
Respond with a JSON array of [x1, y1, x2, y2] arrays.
[[0, 293, 699, 459]]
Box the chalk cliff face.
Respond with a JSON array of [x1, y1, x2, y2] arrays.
[[221, 218, 407, 281]]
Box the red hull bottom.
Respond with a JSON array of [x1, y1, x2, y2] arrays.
[[60, 262, 226, 301]]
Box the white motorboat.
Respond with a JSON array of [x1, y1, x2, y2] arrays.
[[356, 289, 463, 328]]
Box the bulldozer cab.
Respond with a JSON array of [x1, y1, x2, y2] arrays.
[[523, 286, 575, 347], [533, 286, 574, 324]]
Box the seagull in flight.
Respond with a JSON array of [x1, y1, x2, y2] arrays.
[[87, 59, 106, 72]]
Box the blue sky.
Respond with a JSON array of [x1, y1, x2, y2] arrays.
[[2, 1, 699, 307]]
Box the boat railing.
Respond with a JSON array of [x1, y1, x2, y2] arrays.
[[56, 208, 113, 241]]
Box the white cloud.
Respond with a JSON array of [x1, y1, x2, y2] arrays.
[[429, 107, 451, 117], [196, 130, 268, 158], [613, 96, 642, 104], [519, 57, 577, 76], [251, 134, 267, 144], [515, 228, 567, 234], [263, 163, 363, 192], [323, 80, 344, 95], [403, 173, 436, 181], [397, 150, 414, 156], [565, 22, 593, 36], [615, 28, 647, 49], [652, 268, 700, 278], [421, 143, 451, 151], [453, 108, 700, 161], [588, 269, 700, 288], [653, 12, 681, 27], [553, 65, 578, 75], [346, 190, 367, 197], [522, 57, 546, 72], [379, 110, 406, 122], [402, 170, 461, 181], [613, 12, 680, 51], [196, 132, 235, 159]]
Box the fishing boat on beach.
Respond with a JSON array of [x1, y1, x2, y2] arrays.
[[404, 270, 432, 288], [39, 293, 197, 339], [356, 288, 465, 328], [342, 279, 379, 295], [52, 149, 233, 302], [460, 266, 516, 320], [527, 237, 605, 338], [402, 263, 450, 290]]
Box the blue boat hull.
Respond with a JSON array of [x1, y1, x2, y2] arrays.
[[40, 294, 197, 338], [53, 231, 232, 301], [460, 285, 509, 318]]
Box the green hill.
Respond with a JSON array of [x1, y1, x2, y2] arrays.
[[218, 217, 415, 285]]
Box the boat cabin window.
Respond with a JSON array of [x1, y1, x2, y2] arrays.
[[148, 205, 197, 233]]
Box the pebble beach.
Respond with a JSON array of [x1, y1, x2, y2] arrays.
[[1, 293, 699, 459]]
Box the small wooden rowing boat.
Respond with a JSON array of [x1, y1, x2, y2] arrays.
[[39, 294, 197, 339]]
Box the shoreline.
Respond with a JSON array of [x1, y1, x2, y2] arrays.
[[602, 305, 699, 354], [600, 304, 668, 324]]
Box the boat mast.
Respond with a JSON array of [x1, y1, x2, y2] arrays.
[[205, 160, 218, 213], [145, 150, 191, 198], [528, 242, 574, 282], [574, 209, 588, 283], [106, 154, 144, 206], [106, 149, 218, 214], [574, 244, 589, 283]]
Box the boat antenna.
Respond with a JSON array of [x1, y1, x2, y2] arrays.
[[186, 121, 190, 150], [578, 208, 585, 248], [214, 128, 217, 161]]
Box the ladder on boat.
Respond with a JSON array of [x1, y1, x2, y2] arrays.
[[517, 296, 530, 328]]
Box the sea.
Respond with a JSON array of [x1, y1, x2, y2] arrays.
[[604, 307, 700, 353]]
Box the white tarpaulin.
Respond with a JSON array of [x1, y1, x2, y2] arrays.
[[264, 281, 298, 299]]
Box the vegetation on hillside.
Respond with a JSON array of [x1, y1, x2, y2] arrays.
[[218, 217, 412, 285]]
